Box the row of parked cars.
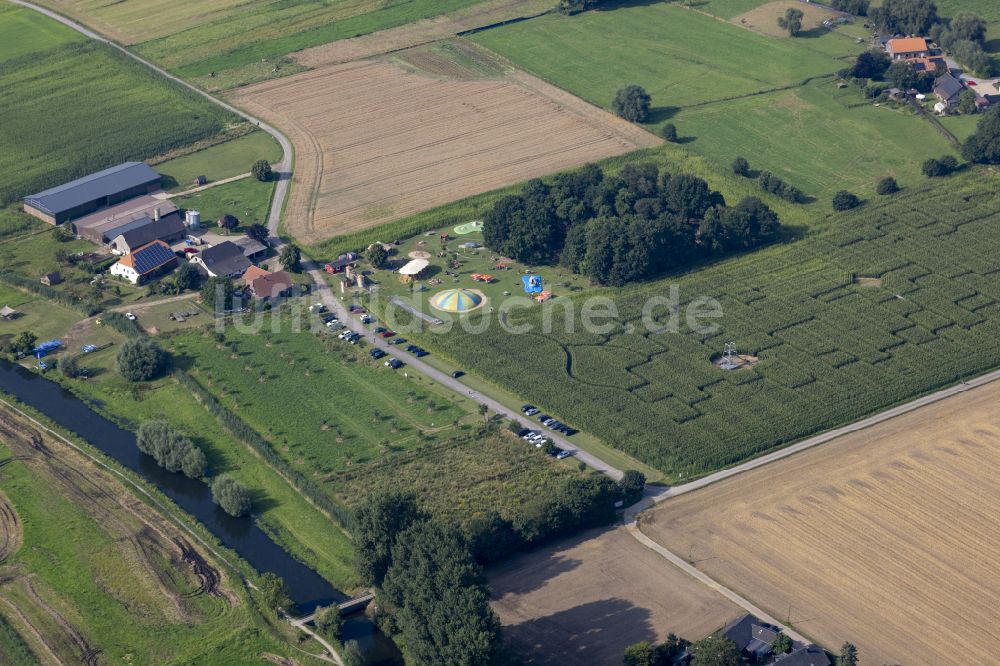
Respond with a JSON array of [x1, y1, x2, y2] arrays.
[[521, 405, 577, 436]]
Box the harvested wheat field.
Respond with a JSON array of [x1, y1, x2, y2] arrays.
[[641, 380, 1000, 665], [488, 525, 738, 664], [230, 42, 660, 244], [732, 1, 838, 38]]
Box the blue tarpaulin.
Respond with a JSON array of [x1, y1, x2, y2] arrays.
[[32, 340, 62, 358]]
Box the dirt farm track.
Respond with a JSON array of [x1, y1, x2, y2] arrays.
[[642, 379, 1000, 665], [229, 43, 660, 244]]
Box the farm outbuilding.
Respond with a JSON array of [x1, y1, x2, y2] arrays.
[[72, 197, 182, 245], [23, 162, 162, 225]]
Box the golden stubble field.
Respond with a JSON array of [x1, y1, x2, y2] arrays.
[[488, 525, 739, 664], [642, 380, 1000, 665], [230, 43, 660, 244]]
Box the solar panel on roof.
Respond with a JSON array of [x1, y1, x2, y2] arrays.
[[132, 243, 176, 274]]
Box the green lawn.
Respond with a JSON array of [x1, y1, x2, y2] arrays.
[[0, 3, 82, 60], [0, 206, 43, 241], [172, 178, 275, 231], [0, 283, 83, 348], [0, 6, 236, 206], [674, 80, 960, 199], [471, 3, 852, 111], [155, 131, 283, 192]]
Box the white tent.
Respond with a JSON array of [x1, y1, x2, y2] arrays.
[[399, 258, 430, 276]]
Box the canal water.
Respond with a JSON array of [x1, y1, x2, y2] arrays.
[[0, 360, 401, 664]]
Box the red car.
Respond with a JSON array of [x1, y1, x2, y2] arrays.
[[379, 330, 396, 338]]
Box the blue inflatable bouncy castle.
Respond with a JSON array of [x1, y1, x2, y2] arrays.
[[522, 275, 542, 294]]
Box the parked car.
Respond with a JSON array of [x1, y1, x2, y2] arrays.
[[370, 349, 386, 359], [451, 370, 464, 378], [413, 348, 428, 357], [385, 358, 403, 369], [349, 304, 364, 313], [125, 312, 136, 321], [379, 330, 396, 338], [556, 450, 574, 460], [309, 304, 327, 313], [391, 337, 406, 345], [405, 344, 419, 353], [374, 326, 387, 334]]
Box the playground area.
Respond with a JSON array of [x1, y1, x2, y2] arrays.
[[369, 225, 584, 322]]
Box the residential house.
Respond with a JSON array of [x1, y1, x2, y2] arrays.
[[189, 240, 251, 279], [774, 644, 831, 666], [887, 37, 929, 60], [40, 272, 62, 286], [109, 240, 178, 285], [242, 266, 293, 300], [108, 215, 186, 255], [934, 72, 965, 107], [719, 614, 831, 665]]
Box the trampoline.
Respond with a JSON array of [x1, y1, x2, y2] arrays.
[[429, 288, 487, 313]]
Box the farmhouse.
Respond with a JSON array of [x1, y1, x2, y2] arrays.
[[109, 240, 178, 285], [189, 241, 251, 279], [108, 215, 186, 254], [72, 197, 182, 245], [242, 266, 293, 300], [23, 162, 162, 225], [934, 72, 965, 107], [886, 37, 929, 60], [720, 614, 830, 665]]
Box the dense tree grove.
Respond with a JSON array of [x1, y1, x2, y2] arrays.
[[848, 49, 891, 80], [175, 262, 202, 292], [962, 107, 1000, 164], [117, 337, 167, 382], [757, 171, 804, 203], [354, 491, 427, 587], [381, 521, 503, 666], [136, 420, 208, 479], [258, 572, 292, 616], [885, 60, 933, 93], [313, 605, 344, 641], [8, 330, 37, 356], [612, 85, 652, 123], [830, 0, 869, 15], [922, 154, 959, 176], [930, 12, 992, 77], [279, 244, 302, 272], [869, 0, 938, 36], [483, 163, 781, 287], [211, 476, 252, 517]]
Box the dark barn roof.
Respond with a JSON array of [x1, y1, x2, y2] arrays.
[[934, 73, 964, 102], [197, 241, 251, 277], [24, 162, 160, 216], [115, 215, 185, 250]]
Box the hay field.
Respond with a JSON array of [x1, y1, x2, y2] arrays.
[[732, 0, 838, 38], [230, 44, 659, 244], [489, 526, 738, 664], [641, 379, 1000, 664]]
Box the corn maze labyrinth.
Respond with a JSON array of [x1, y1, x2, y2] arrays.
[[428, 179, 1000, 477]]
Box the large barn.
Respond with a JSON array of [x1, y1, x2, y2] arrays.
[[23, 162, 162, 225]]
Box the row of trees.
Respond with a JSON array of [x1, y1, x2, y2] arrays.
[[624, 632, 860, 665], [483, 163, 781, 287], [136, 420, 208, 479]]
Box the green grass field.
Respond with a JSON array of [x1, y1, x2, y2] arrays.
[[472, 3, 855, 111], [172, 177, 276, 231], [0, 428, 313, 664], [155, 131, 283, 192], [0, 6, 236, 206]]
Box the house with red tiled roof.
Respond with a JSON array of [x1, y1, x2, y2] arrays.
[[242, 266, 293, 300], [887, 37, 929, 60]]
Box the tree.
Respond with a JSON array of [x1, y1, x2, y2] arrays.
[[691, 634, 741, 666], [869, 0, 938, 36], [849, 49, 891, 80], [211, 476, 252, 517], [246, 223, 269, 243], [886, 61, 916, 90], [949, 12, 987, 45], [832, 190, 861, 211], [313, 605, 343, 640], [731, 156, 750, 177], [175, 262, 201, 291], [940, 155, 958, 172], [922, 155, 958, 176], [950, 39, 993, 77], [478, 402, 489, 423], [201, 276, 236, 311], [876, 176, 899, 195], [117, 337, 167, 382], [507, 418, 523, 435], [217, 214, 239, 230], [354, 491, 426, 587], [365, 243, 388, 268], [258, 572, 292, 615], [279, 244, 301, 272], [381, 521, 503, 666], [341, 640, 365, 666], [838, 642, 859, 666], [617, 470, 646, 505], [59, 354, 81, 378], [251, 159, 272, 182], [661, 123, 678, 142], [612, 85, 652, 123], [959, 89, 978, 115], [624, 641, 656, 666], [559, 0, 606, 14], [962, 107, 1000, 164], [9, 330, 37, 356], [772, 632, 792, 654], [777, 7, 804, 36], [136, 420, 208, 478]]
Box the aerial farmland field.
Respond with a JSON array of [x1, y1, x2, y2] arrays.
[[0, 5, 236, 206], [641, 378, 1000, 664], [230, 41, 659, 243]]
